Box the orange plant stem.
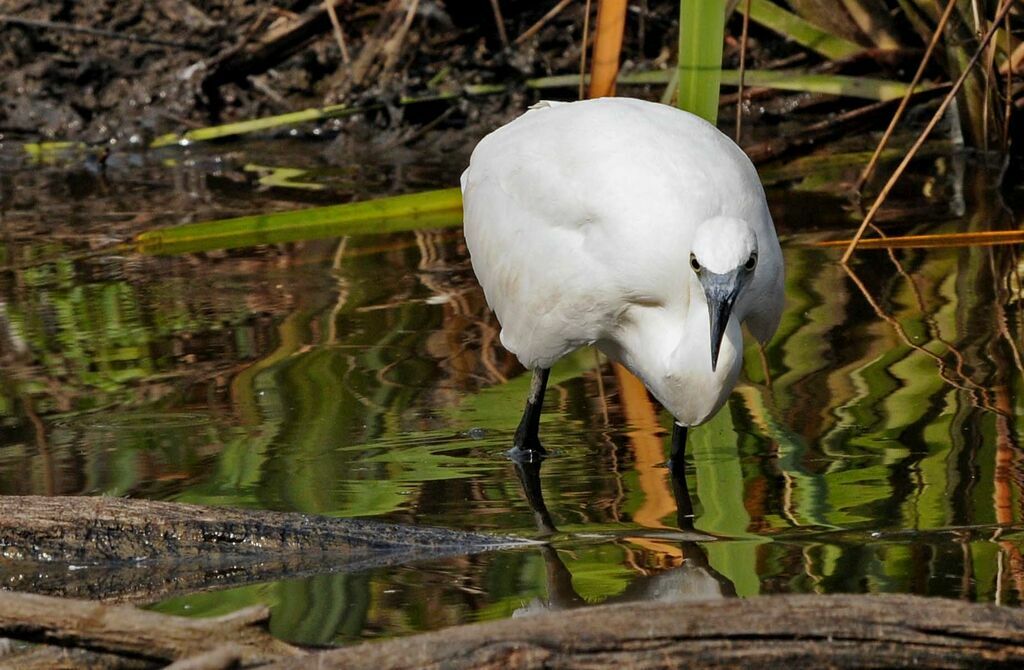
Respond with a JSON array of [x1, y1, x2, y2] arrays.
[[588, 0, 628, 98]]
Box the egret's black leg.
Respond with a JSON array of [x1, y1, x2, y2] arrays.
[[511, 367, 550, 459], [668, 422, 688, 475], [669, 455, 696, 532], [668, 422, 695, 531]]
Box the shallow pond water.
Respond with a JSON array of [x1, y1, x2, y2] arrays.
[[0, 134, 1021, 645]]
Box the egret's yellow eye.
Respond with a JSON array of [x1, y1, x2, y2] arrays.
[[744, 253, 757, 271], [690, 255, 701, 272]]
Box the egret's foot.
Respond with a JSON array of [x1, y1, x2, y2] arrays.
[[509, 438, 547, 463]]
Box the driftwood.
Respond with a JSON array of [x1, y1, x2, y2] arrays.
[[0, 591, 301, 668], [202, 7, 334, 93], [266, 593, 1024, 669], [0, 496, 529, 603], [2, 590, 1024, 668], [0, 647, 150, 670], [0, 646, 151, 670]]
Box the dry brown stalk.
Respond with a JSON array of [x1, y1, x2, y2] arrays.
[[854, 0, 957, 193], [324, 0, 351, 64], [488, 0, 510, 49], [515, 0, 575, 45], [819, 229, 1024, 249], [381, 0, 420, 74], [840, 0, 1016, 264]]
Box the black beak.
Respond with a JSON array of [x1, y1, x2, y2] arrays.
[[702, 271, 741, 372]]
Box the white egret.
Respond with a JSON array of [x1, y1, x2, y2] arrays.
[[461, 98, 783, 470]]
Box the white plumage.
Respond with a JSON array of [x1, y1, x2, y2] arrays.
[[461, 97, 783, 434]]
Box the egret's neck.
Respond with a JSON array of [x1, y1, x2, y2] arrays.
[[605, 302, 743, 427]]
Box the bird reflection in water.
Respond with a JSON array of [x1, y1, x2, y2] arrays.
[[510, 456, 735, 616]]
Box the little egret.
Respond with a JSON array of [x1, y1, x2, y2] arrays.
[[461, 98, 784, 469]]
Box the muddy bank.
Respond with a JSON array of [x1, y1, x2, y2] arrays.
[[0, 0, 680, 143]]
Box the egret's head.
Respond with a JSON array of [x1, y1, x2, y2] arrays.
[[690, 218, 759, 372]]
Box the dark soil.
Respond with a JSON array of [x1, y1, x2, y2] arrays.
[[0, 1, 687, 144]]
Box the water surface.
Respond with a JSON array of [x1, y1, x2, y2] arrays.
[[0, 135, 1021, 644]]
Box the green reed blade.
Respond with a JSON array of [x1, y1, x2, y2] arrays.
[[676, 0, 727, 123], [148, 103, 357, 148], [744, 0, 863, 60], [134, 188, 464, 255], [719, 69, 934, 100], [556, 68, 931, 102]]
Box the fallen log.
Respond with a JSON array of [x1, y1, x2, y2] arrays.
[[0, 591, 301, 668], [0, 496, 530, 603], [266, 593, 1024, 669], [3, 591, 1024, 668]]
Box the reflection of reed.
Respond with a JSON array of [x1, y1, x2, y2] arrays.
[[988, 246, 1024, 374], [884, 247, 995, 396], [325, 237, 351, 344], [412, 229, 518, 393], [612, 365, 675, 531], [20, 396, 55, 496], [998, 537, 1024, 605], [590, 357, 624, 524], [842, 263, 994, 409]]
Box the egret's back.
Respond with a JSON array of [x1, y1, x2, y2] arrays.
[[461, 98, 780, 370]]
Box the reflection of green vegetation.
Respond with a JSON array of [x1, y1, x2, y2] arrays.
[[2, 154, 1021, 645], [245, 164, 324, 191], [559, 544, 635, 601], [689, 407, 764, 597]]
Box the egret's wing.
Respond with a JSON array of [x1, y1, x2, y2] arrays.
[[742, 239, 785, 345], [463, 156, 610, 369]]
